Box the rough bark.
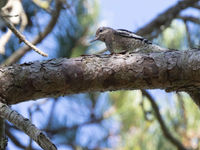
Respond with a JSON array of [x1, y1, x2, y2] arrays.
[[0, 50, 200, 105], [0, 102, 57, 150], [0, 118, 7, 150]]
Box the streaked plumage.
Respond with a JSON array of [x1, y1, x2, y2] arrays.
[[91, 27, 168, 53]]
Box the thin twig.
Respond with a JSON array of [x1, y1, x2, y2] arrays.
[[5, 127, 27, 149], [0, 11, 48, 57], [184, 20, 192, 48], [46, 98, 58, 129], [141, 90, 189, 150], [1, 0, 62, 66], [177, 15, 200, 25]]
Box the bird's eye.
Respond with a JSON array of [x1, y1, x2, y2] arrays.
[[99, 29, 103, 32]]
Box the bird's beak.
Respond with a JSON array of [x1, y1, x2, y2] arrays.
[[90, 36, 99, 43]]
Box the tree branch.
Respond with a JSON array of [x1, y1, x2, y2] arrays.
[[141, 90, 188, 150], [136, 0, 199, 38], [1, 0, 63, 66], [0, 50, 200, 105], [0, 12, 48, 57], [0, 102, 56, 150], [177, 15, 200, 25]]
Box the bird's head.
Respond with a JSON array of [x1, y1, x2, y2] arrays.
[[90, 27, 113, 42]]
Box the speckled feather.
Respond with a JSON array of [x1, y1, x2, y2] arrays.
[[92, 27, 168, 53]]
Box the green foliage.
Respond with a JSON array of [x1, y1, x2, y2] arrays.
[[108, 91, 176, 150], [109, 91, 143, 132], [160, 20, 187, 49]]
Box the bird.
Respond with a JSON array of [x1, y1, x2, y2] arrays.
[[91, 27, 169, 54]]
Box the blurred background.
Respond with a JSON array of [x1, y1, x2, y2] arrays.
[[1, 0, 200, 149]]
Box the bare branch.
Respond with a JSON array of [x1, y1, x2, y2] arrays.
[[177, 15, 200, 25], [1, 0, 63, 66], [43, 114, 103, 136], [141, 90, 188, 150], [0, 13, 48, 57], [0, 102, 57, 150], [46, 99, 58, 129], [136, 0, 199, 38]]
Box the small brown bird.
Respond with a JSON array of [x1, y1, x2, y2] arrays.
[[91, 27, 168, 53]]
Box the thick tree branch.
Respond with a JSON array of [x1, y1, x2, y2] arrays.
[[136, 0, 199, 38], [142, 90, 188, 150], [0, 50, 200, 105]]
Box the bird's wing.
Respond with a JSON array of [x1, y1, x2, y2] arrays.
[[116, 29, 152, 44]]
